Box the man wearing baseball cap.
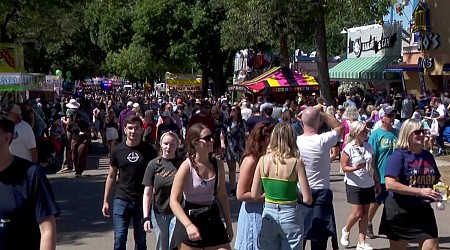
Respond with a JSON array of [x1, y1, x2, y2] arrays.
[[3, 104, 37, 163], [366, 104, 398, 238]]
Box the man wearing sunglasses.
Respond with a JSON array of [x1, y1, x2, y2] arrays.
[[367, 105, 398, 239]]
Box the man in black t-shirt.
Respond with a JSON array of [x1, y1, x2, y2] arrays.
[[102, 116, 157, 250], [0, 115, 60, 250]]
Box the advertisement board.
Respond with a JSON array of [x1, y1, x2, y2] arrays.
[[347, 23, 402, 59], [0, 43, 25, 72]]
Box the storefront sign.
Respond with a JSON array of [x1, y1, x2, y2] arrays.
[[0, 75, 19, 85], [269, 85, 319, 93], [168, 85, 202, 92], [294, 62, 338, 78], [418, 33, 440, 50], [418, 57, 434, 69], [347, 23, 402, 59], [349, 33, 398, 58]]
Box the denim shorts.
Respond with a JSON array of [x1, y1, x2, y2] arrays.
[[259, 202, 302, 250]]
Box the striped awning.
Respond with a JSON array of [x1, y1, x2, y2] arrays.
[[329, 56, 401, 81], [240, 66, 318, 94]]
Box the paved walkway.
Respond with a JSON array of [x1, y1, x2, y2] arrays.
[[49, 141, 450, 249]]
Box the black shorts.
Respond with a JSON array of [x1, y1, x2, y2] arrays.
[[183, 201, 229, 248], [345, 184, 376, 204], [379, 196, 438, 241]]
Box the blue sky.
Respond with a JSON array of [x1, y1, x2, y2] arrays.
[[384, 0, 419, 28]]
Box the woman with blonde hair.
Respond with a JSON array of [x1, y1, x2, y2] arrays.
[[342, 105, 359, 149], [381, 119, 441, 250], [251, 122, 312, 250], [142, 131, 184, 250], [340, 121, 380, 250], [326, 106, 339, 161], [170, 123, 233, 250]]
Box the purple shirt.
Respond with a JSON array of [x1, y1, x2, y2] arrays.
[[385, 149, 441, 204], [118, 108, 135, 131]]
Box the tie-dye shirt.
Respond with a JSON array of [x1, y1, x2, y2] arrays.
[[385, 149, 441, 203]]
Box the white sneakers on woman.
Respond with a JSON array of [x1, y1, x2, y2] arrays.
[[341, 227, 373, 250], [340, 227, 350, 246], [356, 241, 373, 250]]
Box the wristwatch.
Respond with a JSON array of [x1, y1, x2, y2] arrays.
[[141, 217, 150, 224]]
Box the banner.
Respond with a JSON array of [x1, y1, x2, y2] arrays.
[[168, 85, 202, 92], [0, 43, 25, 72], [165, 73, 202, 85]]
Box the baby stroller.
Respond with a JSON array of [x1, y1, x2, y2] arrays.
[[37, 137, 61, 171]]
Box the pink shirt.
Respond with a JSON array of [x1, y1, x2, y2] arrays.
[[183, 159, 216, 204]]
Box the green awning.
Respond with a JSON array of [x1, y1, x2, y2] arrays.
[[329, 56, 401, 81]]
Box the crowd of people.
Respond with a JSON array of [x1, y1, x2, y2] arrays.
[[0, 86, 448, 250]]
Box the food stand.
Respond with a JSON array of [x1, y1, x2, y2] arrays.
[[165, 72, 202, 96], [227, 66, 319, 103]]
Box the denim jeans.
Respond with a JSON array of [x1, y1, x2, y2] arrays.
[[113, 198, 147, 250], [259, 202, 302, 250], [151, 210, 182, 250]]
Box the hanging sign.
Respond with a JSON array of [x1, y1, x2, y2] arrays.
[[418, 33, 440, 50], [418, 57, 434, 69]]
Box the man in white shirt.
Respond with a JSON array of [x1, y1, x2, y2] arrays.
[[297, 107, 344, 250], [4, 104, 37, 163]]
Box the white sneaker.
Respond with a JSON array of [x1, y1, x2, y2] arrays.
[[340, 227, 350, 246], [356, 241, 373, 250]]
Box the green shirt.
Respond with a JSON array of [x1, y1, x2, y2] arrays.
[[368, 128, 398, 184]]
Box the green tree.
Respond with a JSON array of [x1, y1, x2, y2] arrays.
[[0, 0, 104, 79], [221, 0, 393, 103]]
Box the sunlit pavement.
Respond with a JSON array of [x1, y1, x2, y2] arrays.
[[49, 141, 450, 249]]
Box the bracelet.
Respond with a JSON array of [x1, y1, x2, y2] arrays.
[[141, 217, 150, 224], [185, 223, 193, 229]]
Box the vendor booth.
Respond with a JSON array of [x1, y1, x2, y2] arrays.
[[228, 66, 319, 102], [165, 72, 202, 95], [0, 73, 41, 106]]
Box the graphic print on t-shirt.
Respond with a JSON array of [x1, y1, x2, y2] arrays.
[[407, 158, 437, 187], [127, 152, 140, 163]]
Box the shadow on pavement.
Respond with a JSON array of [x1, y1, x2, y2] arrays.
[[51, 173, 111, 246], [48, 140, 111, 246]]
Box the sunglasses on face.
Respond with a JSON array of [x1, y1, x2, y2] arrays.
[[413, 129, 425, 135], [199, 134, 213, 142]]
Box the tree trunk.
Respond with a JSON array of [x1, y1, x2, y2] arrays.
[[314, 1, 332, 105], [280, 33, 289, 66], [201, 66, 210, 97]]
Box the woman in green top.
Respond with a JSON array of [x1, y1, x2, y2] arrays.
[[251, 122, 312, 250]]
